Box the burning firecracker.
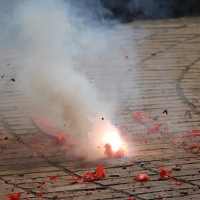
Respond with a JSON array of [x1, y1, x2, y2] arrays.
[[104, 143, 125, 158]]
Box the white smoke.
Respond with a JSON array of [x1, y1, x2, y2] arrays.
[[2, 0, 119, 160]]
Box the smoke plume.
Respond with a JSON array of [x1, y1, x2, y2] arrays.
[[0, 0, 122, 160]]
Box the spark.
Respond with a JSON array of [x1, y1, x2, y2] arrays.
[[103, 131, 122, 151]]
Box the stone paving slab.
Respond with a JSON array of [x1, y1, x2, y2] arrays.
[[1, 16, 200, 200]]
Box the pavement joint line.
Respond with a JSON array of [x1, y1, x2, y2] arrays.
[[176, 57, 200, 114]]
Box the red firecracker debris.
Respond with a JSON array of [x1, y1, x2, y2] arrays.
[[30, 145, 43, 152], [6, 193, 21, 200], [163, 125, 169, 131], [71, 165, 105, 183], [51, 135, 67, 145], [189, 144, 199, 150], [31, 115, 68, 140], [37, 183, 45, 189], [128, 198, 135, 200], [159, 166, 172, 179], [96, 165, 105, 178], [50, 176, 58, 180], [172, 141, 178, 145], [162, 109, 168, 115], [189, 130, 200, 136], [104, 143, 125, 158], [171, 179, 183, 186], [147, 125, 161, 133], [193, 99, 199, 103], [70, 174, 84, 183], [86, 192, 93, 195], [81, 172, 96, 181], [133, 173, 150, 182], [28, 134, 43, 143], [38, 193, 45, 198], [133, 112, 146, 121], [125, 56, 129, 59]]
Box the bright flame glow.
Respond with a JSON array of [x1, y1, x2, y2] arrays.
[[103, 131, 122, 151]]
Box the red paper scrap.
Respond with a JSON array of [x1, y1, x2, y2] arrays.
[[159, 166, 172, 179], [172, 141, 178, 145], [189, 144, 199, 150], [50, 176, 58, 180], [38, 193, 45, 198], [30, 145, 43, 152], [133, 173, 150, 182], [147, 125, 161, 133], [125, 56, 129, 59], [133, 111, 146, 121], [37, 183, 45, 189], [70, 174, 84, 183], [28, 134, 43, 143], [51, 135, 67, 145], [96, 165, 105, 178], [189, 130, 200, 136], [71, 165, 105, 183], [171, 179, 183, 186], [6, 193, 21, 200]]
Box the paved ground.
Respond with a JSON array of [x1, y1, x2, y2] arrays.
[[1, 17, 200, 200]]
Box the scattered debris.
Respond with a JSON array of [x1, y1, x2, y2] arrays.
[[37, 182, 45, 189], [18, 174, 24, 177], [38, 193, 45, 198], [180, 191, 188, 195], [147, 125, 161, 133], [27, 134, 43, 143], [50, 176, 58, 180], [159, 166, 172, 179], [71, 165, 105, 183], [171, 179, 184, 186], [133, 111, 146, 122], [133, 173, 150, 182], [11, 78, 15, 82], [162, 109, 168, 115], [51, 135, 67, 145], [188, 144, 199, 150], [172, 167, 181, 171], [6, 193, 21, 200], [172, 141, 178, 145], [110, 174, 119, 177], [189, 130, 200, 136], [86, 192, 93, 195], [140, 162, 144, 167], [193, 99, 199, 103]]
